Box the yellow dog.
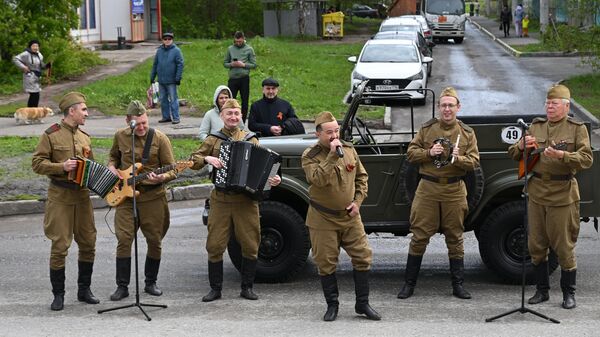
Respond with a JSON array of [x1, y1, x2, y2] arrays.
[[14, 107, 54, 125]]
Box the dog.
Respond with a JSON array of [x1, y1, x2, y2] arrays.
[[14, 107, 54, 125]]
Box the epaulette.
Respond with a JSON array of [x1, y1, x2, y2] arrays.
[[457, 120, 473, 133], [567, 116, 583, 125], [531, 117, 547, 124], [79, 128, 90, 137], [422, 118, 437, 128], [340, 139, 354, 147], [306, 145, 321, 159], [44, 123, 61, 135]]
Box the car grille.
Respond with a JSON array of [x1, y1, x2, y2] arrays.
[[365, 79, 412, 92], [433, 23, 455, 31]]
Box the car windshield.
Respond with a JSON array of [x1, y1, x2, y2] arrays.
[[426, 0, 465, 15], [380, 25, 419, 32], [373, 33, 415, 41], [360, 44, 418, 63]]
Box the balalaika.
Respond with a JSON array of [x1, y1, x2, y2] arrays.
[[68, 157, 120, 198], [213, 141, 281, 200]]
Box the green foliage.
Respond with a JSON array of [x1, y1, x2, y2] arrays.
[[542, 24, 600, 71], [563, 73, 600, 119]]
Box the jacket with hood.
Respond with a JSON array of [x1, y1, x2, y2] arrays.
[[198, 85, 244, 140], [223, 41, 257, 79], [150, 43, 184, 85], [13, 48, 46, 93]]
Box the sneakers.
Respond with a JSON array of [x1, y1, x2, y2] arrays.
[[158, 118, 172, 123], [172, 120, 180, 124]]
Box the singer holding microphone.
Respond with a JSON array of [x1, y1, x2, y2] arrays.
[[301, 111, 380, 322]]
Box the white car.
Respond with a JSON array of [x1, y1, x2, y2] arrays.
[[399, 15, 433, 42], [347, 39, 433, 105], [379, 17, 424, 36]]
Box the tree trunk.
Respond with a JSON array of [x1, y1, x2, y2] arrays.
[[540, 0, 549, 33]]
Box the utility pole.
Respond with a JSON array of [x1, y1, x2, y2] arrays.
[[484, 0, 490, 16], [540, 0, 549, 33]]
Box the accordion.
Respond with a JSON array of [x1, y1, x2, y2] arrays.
[[213, 141, 281, 200], [68, 158, 120, 198]]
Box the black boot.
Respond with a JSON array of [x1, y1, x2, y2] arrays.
[[144, 257, 163, 296], [528, 261, 550, 304], [320, 273, 339, 321], [561, 269, 576, 309], [50, 268, 65, 311], [240, 258, 258, 300], [353, 270, 381, 321], [77, 261, 100, 304], [110, 257, 131, 301], [450, 258, 471, 299], [202, 260, 223, 302], [397, 254, 422, 299]]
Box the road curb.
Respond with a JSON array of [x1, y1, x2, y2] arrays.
[[468, 18, 522, 57], [0, 183, 214, 217]]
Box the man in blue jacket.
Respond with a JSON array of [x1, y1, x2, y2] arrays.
[[248, 78, 301, 137], [150, 32, 184, 124]]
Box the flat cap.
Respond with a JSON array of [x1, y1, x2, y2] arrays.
[[127, 100, 146, 116], [261, 77, 279, 87], [162, 32, 174, 39], [315, 111, 336, 127], [547, 84, 570, 100], [440, 86, 460, 103], [221, 98, 241, 110], [59, 92, 86, 112]]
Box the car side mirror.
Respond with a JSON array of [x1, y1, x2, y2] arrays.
[[422, 56, 433, 63], [347, 56, 357, 63]]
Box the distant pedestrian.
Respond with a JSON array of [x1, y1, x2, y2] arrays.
[[522, 14, 530, 37], [13, 39, 51, 107], [514, 4, 524, 37], [150, 32, 184, 124], [224, 31, 257, 123], [500, 5, 512, 38]]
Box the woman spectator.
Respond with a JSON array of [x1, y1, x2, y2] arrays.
[[13, 39, 51, 107], [199, 85, 244, 140]]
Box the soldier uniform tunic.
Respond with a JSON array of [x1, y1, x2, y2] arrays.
[[407, 118, 480, 259], [32, 121, 96, 270], [108, 128, 176, 259], [508, 116, 592, 270], [302, 141, 372, 276], [190, 127, 261, 262]]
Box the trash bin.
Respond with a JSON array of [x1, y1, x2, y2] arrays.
[[322, 11, 344, 39]]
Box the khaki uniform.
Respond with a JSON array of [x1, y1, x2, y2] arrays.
[[190, 127, 261, 262], [32, 121, 96, 270], [508, 116, 593, 270], [302, 141, 372, 276], [407, 118, 480, 259], [108, 128, 176, 259]]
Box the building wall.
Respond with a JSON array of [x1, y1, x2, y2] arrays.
[[100, 0, 132, 42], [389, 0, 417, 17]]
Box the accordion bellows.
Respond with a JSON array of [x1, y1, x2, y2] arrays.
[[68, 158, 119, 198]]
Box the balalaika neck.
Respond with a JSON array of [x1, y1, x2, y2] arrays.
[[127, 164, 175, 185]]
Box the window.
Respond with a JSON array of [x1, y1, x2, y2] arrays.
[[79, 0, 96, 30]]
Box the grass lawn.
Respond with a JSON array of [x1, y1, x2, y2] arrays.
[[563, 73, 600, 119]]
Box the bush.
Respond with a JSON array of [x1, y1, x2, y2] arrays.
[[542, 24, 599, 71]]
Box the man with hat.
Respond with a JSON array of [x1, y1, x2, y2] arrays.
[[397, 87, 480, 301], [190, 98, 281, 302], [508, 84, 593, 309], [32, 92, 100, 311], [107, 100, 177, 301], [248, 77, 304, 137], [301, 111, 380, 321], [150, 32, 184, 124], [224, 31, 257, 122]]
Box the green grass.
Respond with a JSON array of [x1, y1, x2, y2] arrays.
[[0, 102, 32, 118], [511, 43, 561, 53], [563, 73, 600, 119], [0, 136, 40, 159], [343, 16, 382, 36]]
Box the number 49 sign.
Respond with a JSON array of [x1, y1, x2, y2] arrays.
[[501, 126, 523, 144]]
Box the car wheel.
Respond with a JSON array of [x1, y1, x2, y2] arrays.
[[454, 37, 464, 44]]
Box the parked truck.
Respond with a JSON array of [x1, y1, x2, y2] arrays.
[[420, 0, 467, 44], [222, 83, 599, 284]]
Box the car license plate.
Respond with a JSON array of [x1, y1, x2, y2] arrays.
[[375, 85, 399, 91]]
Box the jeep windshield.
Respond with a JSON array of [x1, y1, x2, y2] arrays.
[[360, 44, 419, 63], [426, 0, 465, 15]]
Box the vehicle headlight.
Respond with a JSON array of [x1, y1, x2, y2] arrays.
[[407, 72, 423, 80], [353, 72, 368, 81]]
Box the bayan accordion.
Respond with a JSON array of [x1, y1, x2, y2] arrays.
[[213, 141, 281, 200], [68, 158, 119, 198]]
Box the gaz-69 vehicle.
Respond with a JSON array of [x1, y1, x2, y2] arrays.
[[224, 83, 600, 284]]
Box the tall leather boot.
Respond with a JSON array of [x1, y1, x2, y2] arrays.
[[353, 270, 381, 321], [320, 273, 339, 321], [397, 254, 422, 299], [202, 260, 223, 302], [450, 258, 471, 299], [110, 257, 131, 301], [528, 260, 550, 304], [560, 269, 577, 309], [77, 261, 100, 304], [240, 257, 258, 300], [50, 268, 65, 311], [144, 257, 163, 296]]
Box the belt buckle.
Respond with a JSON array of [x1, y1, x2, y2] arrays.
[[439, 177, 448, 184]]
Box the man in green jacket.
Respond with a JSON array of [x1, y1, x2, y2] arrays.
[[224, 31, 257, 122]]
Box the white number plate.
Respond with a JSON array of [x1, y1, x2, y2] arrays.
[[501, 126, 523, 144], [375, 85, 399, 91]]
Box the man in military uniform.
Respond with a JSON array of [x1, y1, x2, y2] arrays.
[[508, 84, 593, 309], [301, 111, 381, 322], [398, 87, 480, 300], [107, 101, 177, 301], [32, 92, 100, 311], [190, 99, 281, 302]]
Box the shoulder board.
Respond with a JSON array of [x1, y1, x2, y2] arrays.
[[306, 145, 321, 159], [44, 123, 61, 135], [532, 117, 546, 124], [79, 128, 90, 137], [243, 132, 257, 141], [208, 131, 229, 141], [567, 116, 583, 125], [457, 120, 473, 133], [422, 118, 437, 128], [340, 139, 354, 147]]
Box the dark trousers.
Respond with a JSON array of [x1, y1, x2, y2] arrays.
[[228, 76, 250, 122], [502, 22, 510, 37], [28, 92, 40, 107]]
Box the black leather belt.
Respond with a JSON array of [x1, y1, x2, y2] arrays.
[[136, 184, 163, 192], [532, 172, 573, 181], [420, 174, 464, 184], [310, 200, 348, 216], [51, 180, 82, 190]]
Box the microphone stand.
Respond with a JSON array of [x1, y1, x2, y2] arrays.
[[486, 123, 559, 324], [98, 126, 167, 321]]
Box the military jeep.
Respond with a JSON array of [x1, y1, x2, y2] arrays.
[[225, 83, 600, 284]]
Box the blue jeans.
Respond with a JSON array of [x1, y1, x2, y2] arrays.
[[159, 83, 180, 121]]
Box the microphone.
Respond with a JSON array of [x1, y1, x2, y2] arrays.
[[335, 146, 344, 158], [516, 118, 529, 130], [129, 120, 137, 129]]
